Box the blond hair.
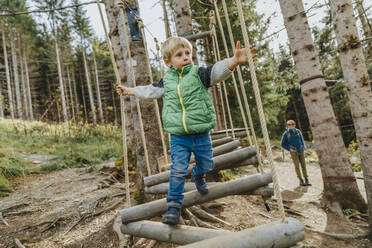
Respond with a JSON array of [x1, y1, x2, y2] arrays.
[[161, 36, 192, 62], [286, 120, 296, 127]]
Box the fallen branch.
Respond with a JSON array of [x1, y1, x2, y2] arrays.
[[189, 206, 232, 227], [306, 228, 368, 240], [184, 208, 199, 227], [41, 217, 63, 233], [0, 212, 9, 226], [14, 238, 26, 248], [0, 203, 30, 213]]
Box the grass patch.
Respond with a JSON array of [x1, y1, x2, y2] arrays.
[[0, 119, 123, 195]]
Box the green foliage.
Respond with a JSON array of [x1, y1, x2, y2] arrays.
[[0, 119, 123, 195]]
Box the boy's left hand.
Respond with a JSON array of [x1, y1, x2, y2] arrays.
[[232, 41, 257, 67]]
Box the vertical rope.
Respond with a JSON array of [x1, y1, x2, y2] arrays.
[[235, 0, 286, 222], [211, 25, 235, 139], [118, 1, 152, 177], [137, 17, 169, 169], [220, 0, 263, 173], [213, 0, 252, 145], [96, 0, 131, 206]]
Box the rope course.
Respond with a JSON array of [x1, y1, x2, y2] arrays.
[[95, 0, 131, 206], [235, 0, 286, 222], [209, 13, 235, 139], [212, 0, 253, 145], [117, 0, 152, 177], [136, 16, 169, 168]]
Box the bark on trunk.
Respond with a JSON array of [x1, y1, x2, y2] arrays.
[[79, 71, 88, 121], [116, 0, 163, 190], [279, 0, 366, 213], [23, 46, 33, 120], [72, 69, 79, 121], [329, 0, 372, 235], [180, 217, 304, 248], [66, 66, 75, 121], [121, 172, 272, 223], [0, 81, 3, 118], [82, 48, 97, 125], [211, 136, 233, 147], [291, 88, 303, 132], [10, 33, 23, 119], [92, 50, 104, 124], [52, 16, 68, 123], [355, 0, 372, 58], [121, 220, 230, 245], [162, 0, 171, 39], [104, 0, 135, 151], [18, 36, 28, 119], [172, 0, 198, 64], [144, 147, 257, 187], [2, 30, 14, 119]]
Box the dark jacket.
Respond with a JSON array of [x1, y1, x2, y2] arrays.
[[280, 128, 305, 152]]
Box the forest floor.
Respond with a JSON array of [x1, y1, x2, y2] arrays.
[[0, 147, 370, 248]]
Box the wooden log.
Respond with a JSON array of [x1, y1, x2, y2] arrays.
[[212, 136, 233, 146], [211, 128, 246, 136], [144, 147, 256, 187], [211, 130, 246, 140], [163, 140, 241, 170], [184, 31, 212, 41], [145, 183, 273, 197], [120, 220, 231, 245], [180, 217, 304, 248], [121, 172, 272, 223]]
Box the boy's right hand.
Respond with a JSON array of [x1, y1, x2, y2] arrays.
[[116, 85, 134, 96]]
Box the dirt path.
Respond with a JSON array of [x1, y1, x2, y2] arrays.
[[0, 150, 370, 248]]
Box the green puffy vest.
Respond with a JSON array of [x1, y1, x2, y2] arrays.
[[162, 64, 216, 135]]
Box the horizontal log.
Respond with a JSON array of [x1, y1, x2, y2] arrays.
[[184, 31, 212, 41], [145, 183, 273, 197], [211, 130, 247, 140], [180, 217, 304, 248], [120, 172, 272, 224], [211, 128, 246, 136], [144, 147, 256, 187], [120, 220, 231, 245], [163, 140, 241, 171], [212, 136, 233, 146]]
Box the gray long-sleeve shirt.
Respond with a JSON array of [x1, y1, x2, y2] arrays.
[[132, 59, 233, 99]]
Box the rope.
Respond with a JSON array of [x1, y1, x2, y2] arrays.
[[137, 17, 169, 168], [220, 0, 264, 173], [235, 0, 286, 222], [118, 0, 152, 177], [210, 20, 235, 139], [213, 1, 252, 144], [96, 0, 131, 206], [209, 17, 228, 137]]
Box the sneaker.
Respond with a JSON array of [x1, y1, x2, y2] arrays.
[[191, 174, 209, 195], [162, 207, 181, 225], [299, 178, 306, 186], [305, 178, 312, 186]]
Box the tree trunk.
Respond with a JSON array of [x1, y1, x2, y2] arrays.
[[121, 172, 272, 223], [329, 0, 372, 236], [279, 0, 366, 213], [355, 0, 372, 58], [10, 32, 23, 119], [115, 0, 163, 198], [79, 71, 88, 122], [82, 48, 97, 125], [0, 81, 4, 118], [18, 36, 28, 119], [2, 30, 14, 119], [162, 0, 171, 39], [104, 0, 135, 151], [52, 16, 68, 123], [66, 66, 75, 121], [23, 46, 33, 120], [180, 217, 304, 248], [92, 50, 104, 124], [71, 69, 79, 121], [291, 88, 303, 132], [172, 0, 198, 64]]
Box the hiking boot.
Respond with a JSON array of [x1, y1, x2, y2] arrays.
[[191, 173, 208, 195], [162, 207, 181, 225], [305, 178, 312, 186], [299, 178, 306, 186]]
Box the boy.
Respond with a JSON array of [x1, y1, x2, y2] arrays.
[[280, 120, 311, 187], [117, 36, 254, 225]]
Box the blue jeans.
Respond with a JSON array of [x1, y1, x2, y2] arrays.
[[166, 131, 214, 205]]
